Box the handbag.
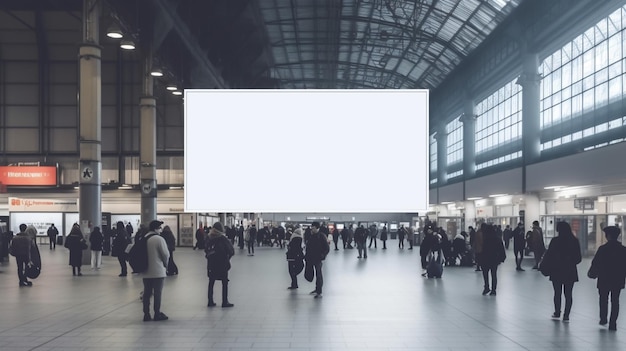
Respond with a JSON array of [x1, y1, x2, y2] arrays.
[[304, 262, 314, 282], [26, 262, 41, 279], [587, 265, 598, 279], [538, 252, 551, 277]]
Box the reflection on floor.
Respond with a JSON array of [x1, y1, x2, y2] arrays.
[[0, 242, 624, 350]]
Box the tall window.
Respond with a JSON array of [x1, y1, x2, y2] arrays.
[[540, 6, 626, 150], [446, 115, 463, 178], [429, 134, 437, 184], [474, 77, 523, 170]]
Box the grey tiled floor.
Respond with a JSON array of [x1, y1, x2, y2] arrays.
[[0, 242, 624, 350]]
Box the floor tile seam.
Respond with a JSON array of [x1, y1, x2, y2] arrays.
[[27, 298, 139, 351]]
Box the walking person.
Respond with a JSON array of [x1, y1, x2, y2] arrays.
[[247, 224, 257, 256], [420, 225, 436, 276], [331, 227, 340, 250], [111, 221, 130, 276], [47, 224, 58, 250], [9, 224, 33, 287], [341, 226, 349, 249], [512, 222, 526, 271], [305, 222, 330, 298], [64, 225, 86, 276], [89, 226, 103, 270], [194, 225, 206, 251], [354, 225, 368, 259], [588, 226, 626, 331], [161, 225, 178, 276], [205, 222, 235, 308], [530, 220, 546, 269], [398, 225, 406, 249], [472, 223, 486, 272], [541, 221, 581, 322], [142, 220, 170, 321], [503, 225, 512, 250], [286, 227, 304, 289], [407, 226, 414, 250], [481, 224, 506, 296], [368, 224, 378, 248], [380, 225, 388, 249]]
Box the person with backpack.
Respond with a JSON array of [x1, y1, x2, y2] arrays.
[[9, 224, 33, 287], [205, 222, 235, 308], [481, 224, 506, 295], [139, 220, 170, 321]]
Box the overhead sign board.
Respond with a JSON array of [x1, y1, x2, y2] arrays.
[[0, 166, 57, 186]]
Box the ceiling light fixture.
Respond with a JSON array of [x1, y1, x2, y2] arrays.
[[150, 68, 163, 77], [467, 197, 483, 200], [120, 39, 135, 50], [172, 91, 183, 96], [166, 85, 177, 91], [106, 24, 123, 39], [489, 193, 508, 198]]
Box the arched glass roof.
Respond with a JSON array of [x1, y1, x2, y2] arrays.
[[259, 0, 523, 89]]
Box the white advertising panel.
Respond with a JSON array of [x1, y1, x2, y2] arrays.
[[185, 89, 429, 213]]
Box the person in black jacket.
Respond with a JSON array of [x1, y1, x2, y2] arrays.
[[64, 225, 85, 276], [481, 224, 506, 296], [340, 226, 349, 249], [420, 225, 436, 276], [588, 226, 626, 331], [205, 222, 235, 307], [247, 224, 257, 256], [111, 221, 130, 276], [368, 224, 378, 249], [286, 227, 304, 289], [47, 224, 59, 250], [161, 225, 178, 275], [305, 222, 330, 298], [512, 222, 526, 271], [380, 225, 388, 249], [10, 224, 33, 287], [354, 225, 368, 259], [89, 226, 103, 270], [331, 227, 340, 250], [542, 221, 582, 322]]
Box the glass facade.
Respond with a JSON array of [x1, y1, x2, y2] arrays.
[[429, 134, 437, 185], [540, 6, 626, 150]]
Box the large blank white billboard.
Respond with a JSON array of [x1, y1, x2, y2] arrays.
[[185, 90, 429, 213]]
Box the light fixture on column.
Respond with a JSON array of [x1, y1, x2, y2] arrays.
[[166, 84, 177, 91], [120, 39, 135, 50], [150, 68, 164, 77], [106, 23, 123, 39]]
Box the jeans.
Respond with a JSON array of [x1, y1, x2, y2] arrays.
[[398, 236, 405, 249], [357, 242, 367, 257], [91, 250, 102, 269], [552, 281, 575, 317], [482, 265, 499, 291], [118, 256, 127, 275], [513, 248, 524, 268], [313, 261, 323, 294], [599, 288, 621, 325], [368, 236, 377, 248], [16, 255, 29, 283], [49, 236, 56, 249], [247, 240, 255, 254], [208, 278, 229, 304], [143, 278, 165, 315]]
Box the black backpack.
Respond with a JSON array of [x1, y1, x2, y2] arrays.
[[128, 233, 157, 273]]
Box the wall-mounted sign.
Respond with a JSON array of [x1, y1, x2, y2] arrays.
[[9, 197, 77, 212], [0, 166, 57, 186]]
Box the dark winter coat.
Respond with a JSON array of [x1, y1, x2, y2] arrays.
[[420, 232, 437, 256], [481, 235, 506, 268], [513, 226, 525, 251], [380, 228, 388, 241], [64, 230, 85, 267], [10, 232, 32, 257], [161, 228, 176, 252], [111, 228, 130, 257], [544, 234, 582, 283], [305, 232, 330, 263], [590, 240, 626, 290], [89, 229, 103, 251], [205, 232, 234, 281], [47, 226, 59, 239], [354, 227, 367, 244]]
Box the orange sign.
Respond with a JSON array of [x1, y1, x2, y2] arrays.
[[0, 166, 57, 186]]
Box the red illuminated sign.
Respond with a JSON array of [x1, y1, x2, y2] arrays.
[[0, 166, 57, 186]]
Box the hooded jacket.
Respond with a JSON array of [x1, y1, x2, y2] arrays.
[[287, 228, 304, 261], [205, 228, 234, 280]]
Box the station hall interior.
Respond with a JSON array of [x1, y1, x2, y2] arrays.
[[2, 0, 626, 350]]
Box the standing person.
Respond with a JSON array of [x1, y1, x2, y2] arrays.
[[111, 221, 130, 277], [9, 224, 33, 287], [354, 225, 368, 259], [542, 221, 582, 322], [247, 224, 257, 256], [125, 222, 134, 237], [368, 224, 378, 249], [205, 222, 235, 308], [142, 220, 170, 321], [331, 227, 340, 251], [472, 223, 486, 272], [47, 224, 59, 250], [512, 222, 526, 271], [64, 226, 86, 276], [503, 225, 512, 250], [380, 225, 388, 249], [194, 225, 206, 251], [481, 224, 506, 296], [530, 220, 546, 269], [237, 224, 245, 249], [89, 226, 103, 270], [278, 225, 286, 249], [398, 225, 406, 249], [286, 227, 304, 289], [305, 222, 330, 298], [341, 226, 349, 249], [588, 226, 626, 331], [407, 226, 414, 250], [420, 225, 436, 276], [161, 225, 178, 276]]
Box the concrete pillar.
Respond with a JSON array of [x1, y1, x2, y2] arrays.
[[140, 52, 157, 226], [520, 194, 540, 233], [79, 0, 101, 263], [434, 124, 447, 186], [464, 201, 476, 231], [460, 98, 476, 179], [519, 53, 541, 164]]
